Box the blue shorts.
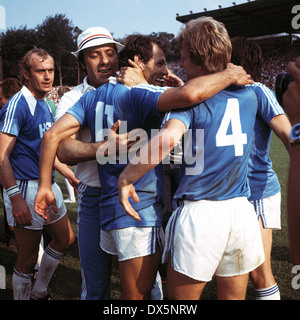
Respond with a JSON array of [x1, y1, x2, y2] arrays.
[[77, 183, 112, 300]]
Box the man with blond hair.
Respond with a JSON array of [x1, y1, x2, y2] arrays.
[[118, 17, 265, 300]]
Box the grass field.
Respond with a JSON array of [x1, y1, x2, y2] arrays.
[[0, 135, 300, 300]]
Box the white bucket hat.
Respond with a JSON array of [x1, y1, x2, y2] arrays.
[[72, 27, 124, 58]]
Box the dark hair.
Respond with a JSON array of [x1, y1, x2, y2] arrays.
[[0, 77, 22, 99], [118, 34, 167, 69], [58, 85, 71, 98], [231, 37, 263, 82]]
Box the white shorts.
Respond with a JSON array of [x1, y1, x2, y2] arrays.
[[163, 197, 265, 282], [4, 180, 67, 230], [250, 192, 281, 229], [101, 226, 164, 262]]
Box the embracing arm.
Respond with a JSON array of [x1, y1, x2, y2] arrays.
[[39, 113, 82, 189], [118, 119, 186, 220], [35, 116, 138, 219], [34, 113, 82, 220], [57, 137, 99, 165], [57, 120, 140, 165], [157, 63, 253, 112]]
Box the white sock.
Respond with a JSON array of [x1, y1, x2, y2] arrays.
[[35, 236, 45, 270], [64, 178, 76, 202], [255, 283, 280, 300], [12, 268, 32, 300], [31, 245, 63, 299]]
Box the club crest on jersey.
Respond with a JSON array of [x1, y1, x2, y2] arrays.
[[39, 122, 52, 138]]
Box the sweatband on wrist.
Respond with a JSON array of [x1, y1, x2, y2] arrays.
[[6, 185, 21, 198]]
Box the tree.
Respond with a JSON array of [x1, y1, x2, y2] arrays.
[[1, 27, 37, 78], [35, 14, 80, 86], [149, 32, 181, 62], [115, 31, 181, 62]]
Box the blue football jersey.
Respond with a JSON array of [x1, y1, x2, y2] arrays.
[[247, 82, 284, 201], [0, 86, 54, 181], [164, 85, 258, 202], [67, 80, 167, 230]]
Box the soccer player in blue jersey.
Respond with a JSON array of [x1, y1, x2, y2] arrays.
[[0, 48, 75, 300], [34, 34, 253, 299], [118, 17, 265, 300], [231, 37, 291, 300]]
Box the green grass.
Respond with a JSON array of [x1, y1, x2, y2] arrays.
[[0, 169, 122, 301], [0, 136, 300, 300]]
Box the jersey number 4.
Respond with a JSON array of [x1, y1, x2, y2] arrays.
[[216, 98, 247, 156]]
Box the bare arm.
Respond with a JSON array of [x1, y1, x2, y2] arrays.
[[283, 57, 300, 125], [157, 63, 253, 112], [286, 143, 300, 265], [0, 133, 32, 226], [283, 56, 300, 265], [269, 114, 291, 154], [57, 137, 100, 165], [56, 120, 141, 165], [118, 60, 252, 113], [34, 113, 82, 220], [54, 157, 80, 190], [118, 119, 186, 220], [39, 113, 82, 189], [35, 116, 138, 220]]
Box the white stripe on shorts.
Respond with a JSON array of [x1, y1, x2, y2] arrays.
[[249, 192, 281, 229]]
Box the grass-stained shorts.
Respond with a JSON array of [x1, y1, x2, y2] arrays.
[[163, 197, 265, 282]]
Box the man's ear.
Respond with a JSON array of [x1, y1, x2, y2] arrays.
[[23, 70, 30, 81], [133, 55, 145, 71]]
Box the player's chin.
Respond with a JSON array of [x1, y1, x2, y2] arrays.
[[41, 84, 52, 93]]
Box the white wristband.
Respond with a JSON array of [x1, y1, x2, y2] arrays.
[[6, 185, 21, 198]]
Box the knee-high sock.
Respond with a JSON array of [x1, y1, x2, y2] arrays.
[[12, 268, 32, 300], [31, 245, 63, 299], [255, 283, 280, 300]]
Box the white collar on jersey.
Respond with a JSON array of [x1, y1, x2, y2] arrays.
[[82, 76, 95, 94], [82, 75, 118, 93], [21, 86, 39, 116], [108, 76, 117, 84], [21, 86, 51, 116]]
